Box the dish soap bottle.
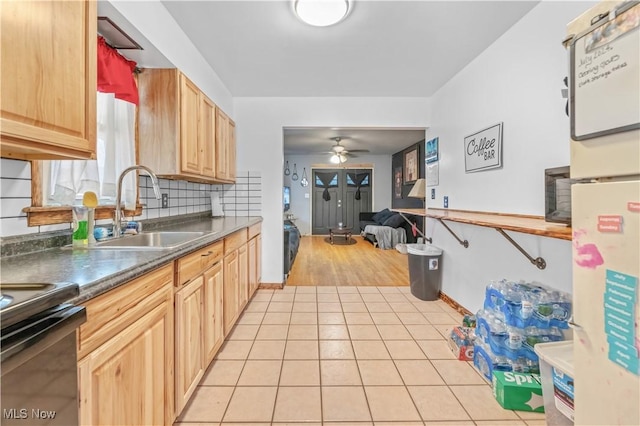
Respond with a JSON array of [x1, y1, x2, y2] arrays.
[[72, 206, 89, 247]]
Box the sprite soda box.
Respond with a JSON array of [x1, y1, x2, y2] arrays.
[[492, 371, 545, 413]]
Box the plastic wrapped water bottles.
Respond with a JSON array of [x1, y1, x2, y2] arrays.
[[483, 280, 572, 329], [474, 279, 571, 381]]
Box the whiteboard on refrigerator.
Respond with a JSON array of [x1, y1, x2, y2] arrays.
[[570, 2, 640, 141]]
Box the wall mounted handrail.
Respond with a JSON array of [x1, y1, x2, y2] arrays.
[[425, 208, 571, 240], [394, 210, 432, 244], [495, 228, 547, 270], [421, 208, 564, 270], [436, 218, 469, 248]]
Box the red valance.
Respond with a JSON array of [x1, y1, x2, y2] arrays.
[[97, 36, 139, 105]]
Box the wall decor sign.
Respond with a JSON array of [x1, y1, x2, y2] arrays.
[[570, 2, 640, 140], [394, 166, 403, 198], [426, 162, 439, 187], [404, 147, 418, 184], [426, 137, 439, 163], [464, 122, 503, 173]]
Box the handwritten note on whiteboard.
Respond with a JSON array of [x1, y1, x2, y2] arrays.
[[570, 3, 640, 141]]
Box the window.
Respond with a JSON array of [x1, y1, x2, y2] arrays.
[[25, 93, 140, 226], [43, 92, 136, 208], [315, 173, 338, 187], [346, 172, 369, 187]]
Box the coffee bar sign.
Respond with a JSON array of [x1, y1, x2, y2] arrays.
[[464, 122, 503, 173]]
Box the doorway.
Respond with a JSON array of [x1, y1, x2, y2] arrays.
[[311, 168, 372, 235]]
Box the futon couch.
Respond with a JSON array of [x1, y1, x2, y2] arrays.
[[284, 220, 301, 276], [359, 209, 418, 249]]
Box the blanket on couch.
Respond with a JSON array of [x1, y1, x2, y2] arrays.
[[363, 224, 406, 249]]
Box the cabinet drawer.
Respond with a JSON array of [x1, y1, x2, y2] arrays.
[[224, 230, 247, 254], [248, 223, 261, 239], [176, 241, 223, 287], [78, 264, 173, 359]]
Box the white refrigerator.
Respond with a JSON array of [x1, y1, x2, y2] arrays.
[[568, 2, 640, 425]]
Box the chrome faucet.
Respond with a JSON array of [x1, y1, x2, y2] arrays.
[[114, 165, 161, 238]]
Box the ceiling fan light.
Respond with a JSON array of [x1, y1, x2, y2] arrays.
[[330, 154, 341, 164], [332, 145, 345, 153], [339, 154, 347, 163], [294, 0, 350, 27]]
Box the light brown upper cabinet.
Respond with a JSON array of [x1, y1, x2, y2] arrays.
[[138, 69, 234, 183], [215, 109, 236, 183], [1, 0, 97, 160]]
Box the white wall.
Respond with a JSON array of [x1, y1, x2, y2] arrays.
[[423, 1, 597, 312], [109, 0, 234, 115], [428, 1, 596, 214], [235, 97, 432, 283], [283, 153, 392, 235]]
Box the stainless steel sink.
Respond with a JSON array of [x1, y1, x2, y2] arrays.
[[91, 231, 210, 250]]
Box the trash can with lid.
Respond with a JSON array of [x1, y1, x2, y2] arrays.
[[406, 244, 443, 301]]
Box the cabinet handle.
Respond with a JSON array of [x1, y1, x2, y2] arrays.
[[201, 251, 214, 257]]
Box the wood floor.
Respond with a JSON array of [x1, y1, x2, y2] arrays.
[[286, 235, 410, 287]]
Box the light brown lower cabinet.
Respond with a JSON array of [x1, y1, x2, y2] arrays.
[[78, 265, 174, 426], [77, 224, 262, 424], [174, 276, 205, 413], [203, 262, 224, 364], [248, 233, 261, 297], [223, 249, 239, 335], [238, 244, 248, 310]]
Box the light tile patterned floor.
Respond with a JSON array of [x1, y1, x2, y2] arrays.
[[175, 286, 547, 426]]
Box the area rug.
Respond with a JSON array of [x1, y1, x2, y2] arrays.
[[324, 236, 357, 246]]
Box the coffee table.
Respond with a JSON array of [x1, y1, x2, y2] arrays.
[[329, 227, 353, 244]]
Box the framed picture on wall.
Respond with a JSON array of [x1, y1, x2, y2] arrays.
[[404, 147, 418, 184], [426, 137, 439, 163], [394, 167, 403, 198]]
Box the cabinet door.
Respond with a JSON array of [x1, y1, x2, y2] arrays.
[[223, 250, 239, 335], [175, 276, 205, 413], [215, 109, 229, 181], [248, 237, 258, 299], [180, 74, 201, 175], [228, 120, 237, 181], [257, 234, 262, 285], [238, 244, 249, 310], [200, 95, 216, 178], [203, 262, 224, 364], [78, 300, 173, 426], [0, 0, 96, 160]]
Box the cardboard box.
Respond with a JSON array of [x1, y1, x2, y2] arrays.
[[492, 371, 545, 413], [448, 326, 475, 361]]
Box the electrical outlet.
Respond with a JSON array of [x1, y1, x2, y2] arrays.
[[431, 188, 436, 200], [162, 193, 169, 209], [444, 196, 449, 208]]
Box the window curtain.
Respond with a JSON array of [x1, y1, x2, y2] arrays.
[[48, 38, 138, 209], [97, 36, 139, 105], [347, 172, 370, 200], [315, 172, 338, 201]]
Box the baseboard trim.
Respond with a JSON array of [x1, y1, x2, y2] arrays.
[[259, 283, 285, 290], [439, 291, 473, 316]]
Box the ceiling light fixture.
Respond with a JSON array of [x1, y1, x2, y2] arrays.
[[330, 153, 347, 164], [294, 0, 351, 27]]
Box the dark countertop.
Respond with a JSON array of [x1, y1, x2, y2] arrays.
[[0, 216, 262, 304]]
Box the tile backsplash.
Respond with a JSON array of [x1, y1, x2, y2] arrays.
[[0, 158, 262, 238]]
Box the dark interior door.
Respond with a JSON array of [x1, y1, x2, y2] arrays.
[[312, 169, 372, 235]]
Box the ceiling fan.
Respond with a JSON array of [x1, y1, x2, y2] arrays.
[[325, 137, 369, 163]]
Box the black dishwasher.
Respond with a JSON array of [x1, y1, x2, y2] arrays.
[[1, 282, 86, 426]]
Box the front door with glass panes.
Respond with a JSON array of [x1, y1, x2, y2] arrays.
[[311, 168, 372, 235]]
